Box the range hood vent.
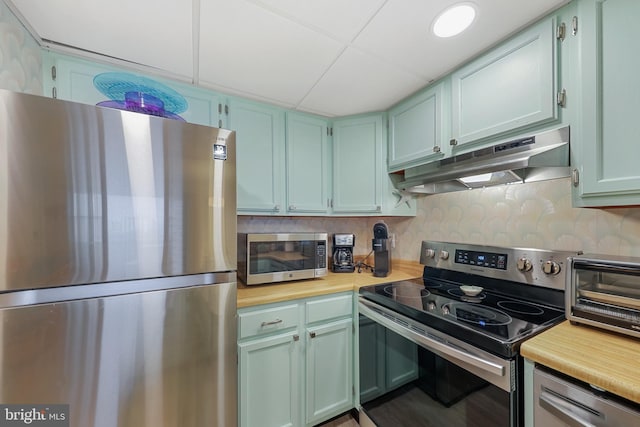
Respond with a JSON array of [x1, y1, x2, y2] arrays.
[[394, 126, 570, 195]]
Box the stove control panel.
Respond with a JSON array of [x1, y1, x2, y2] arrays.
[[420, 241, 580, 291], [454, 249, 507, 270]]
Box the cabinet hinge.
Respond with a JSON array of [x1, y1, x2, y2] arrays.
[[572, 168, 580, 187], [572, 16, 578, 36], [326, 127, 333, 136], [52, 87, 57, 99], [556, 22, 566, 41], [51, 66, 56, 80], [352, 385, 355, 396], [218, 103, 222, 114], [225, 104, 229, 115], [557, 89, 567, 107]]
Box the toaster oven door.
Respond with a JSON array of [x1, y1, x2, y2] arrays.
[[567, 257, 640, 337]]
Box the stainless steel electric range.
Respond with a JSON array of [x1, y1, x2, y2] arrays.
[[358, 241, 579, 427]]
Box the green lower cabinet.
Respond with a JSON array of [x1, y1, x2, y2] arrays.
[[357, 318, 419, 406], [238, 293, 354, 427], [305, 319, 353, 425], [239, 331, 301, 427]]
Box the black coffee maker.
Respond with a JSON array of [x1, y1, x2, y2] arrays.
[[372, 222, 391, 277], [332, 233, 355, 273]]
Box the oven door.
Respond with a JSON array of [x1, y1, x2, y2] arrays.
[[358, 298, 519, 427]]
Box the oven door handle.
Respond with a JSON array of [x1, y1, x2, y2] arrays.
[[359, 300, 505, 378]]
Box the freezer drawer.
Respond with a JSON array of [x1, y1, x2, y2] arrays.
[[533, 366, 640, 426], [0, 277, 237, 427]]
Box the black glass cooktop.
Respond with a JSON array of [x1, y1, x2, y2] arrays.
[[359, 273, 565, 358]]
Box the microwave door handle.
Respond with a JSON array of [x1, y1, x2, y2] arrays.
[[539, 388, 601, 427]]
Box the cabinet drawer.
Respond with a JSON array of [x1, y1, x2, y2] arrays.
[[305, 294, 352, 324], [239, 304, 299, 339]]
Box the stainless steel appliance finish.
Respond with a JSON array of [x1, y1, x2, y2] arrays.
[[395, 126, 570, 195], [567, 254, 640, 338], [0, 89, 237, 292], [358, 241, 577, 427], [238, 232, 327, 285], [0, 90, 238, 427], [1, 274, 237, 426], [533, 366, 640, 426]]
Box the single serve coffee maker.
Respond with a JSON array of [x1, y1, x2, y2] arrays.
[[372, 222, 391, 277]]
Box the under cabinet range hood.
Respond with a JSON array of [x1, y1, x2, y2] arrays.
[[394, 126, 570, 195]]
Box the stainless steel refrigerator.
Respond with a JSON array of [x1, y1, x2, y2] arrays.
[[0, 89, 237, 426]]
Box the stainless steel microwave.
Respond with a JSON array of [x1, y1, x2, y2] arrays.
[[238, 233, 328, 285]]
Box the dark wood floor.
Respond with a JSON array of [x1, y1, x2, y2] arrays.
[[364, 383, 508, 427]]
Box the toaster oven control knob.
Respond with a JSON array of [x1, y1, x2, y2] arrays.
[[439, 250, 450, 260], [516, 257, 533, 272], [542, 260, 561, 275], [425, 248, 436, 259]]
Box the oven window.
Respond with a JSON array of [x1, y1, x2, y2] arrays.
[[249, 240, 316, 274], [359, 316, 512, 427]]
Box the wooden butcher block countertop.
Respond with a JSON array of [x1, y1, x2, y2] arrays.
[[521, 320, 640, 404], [237, 259, 423, 308]]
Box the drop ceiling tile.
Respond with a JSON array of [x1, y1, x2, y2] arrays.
[[248, 0, 386, 41], [9, 0, 193, 77], [299, 47, 428, 117], [353, 0, 570, 82], [198, 0, 344, 106]]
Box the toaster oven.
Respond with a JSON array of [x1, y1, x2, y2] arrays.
[[566, 254, 640, 338]]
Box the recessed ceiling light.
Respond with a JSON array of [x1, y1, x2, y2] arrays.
[[432, 3, 476, 38]]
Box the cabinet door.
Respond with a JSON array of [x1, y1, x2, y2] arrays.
[[229, 98, 286, 214], [305, 318, 353, 425], [332, 115, 383, 214], [388, 82, 447, 172], [385, 328, 419, 391], [239, 332, 301, 427], [358, 317, 386, 404], [286, 112, 330, 214], [451, 17, 557, 150], [573, 0, 640, 206], [44, 52, 224, 127]]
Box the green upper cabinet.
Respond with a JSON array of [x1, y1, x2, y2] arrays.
[[229, 98, 286, 214], [43, 52, 225, 128], [572, 0, 640, 207], [332, 113, 416, 216], [450, 16, 558, 151], [332, 115, 384, 214], [286, 112, 330, 214], [388, 81, 448, 172]]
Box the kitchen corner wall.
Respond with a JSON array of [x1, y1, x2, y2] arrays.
[[0, 1, 42, 94], [239, 178, 640, 260]]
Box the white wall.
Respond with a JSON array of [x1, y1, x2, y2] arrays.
[[0, 0, 42, 94], [239, 178, 640, 260]]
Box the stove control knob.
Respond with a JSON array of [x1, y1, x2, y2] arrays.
[[425, 248, 436, 259], [439, 250, 450, 260], [427, 301, 437, 311], [542, 260, 561, 275], [516, 257, 533, 272]]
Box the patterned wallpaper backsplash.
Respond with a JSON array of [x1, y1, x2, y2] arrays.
[[239, 178, 640, 261], [0, 1, 42, 94]]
